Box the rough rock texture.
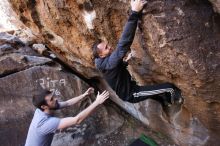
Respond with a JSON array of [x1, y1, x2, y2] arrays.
[[0, 33, 175, 146], [209, 0, 220, 13], [0, 0, 20, 31], [5, 0, 220, 145]]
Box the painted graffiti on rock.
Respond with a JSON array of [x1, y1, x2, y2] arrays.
[[36, 77, 66, 95]]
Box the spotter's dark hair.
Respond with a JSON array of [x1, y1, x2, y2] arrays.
[[32, 90, 52, 111]]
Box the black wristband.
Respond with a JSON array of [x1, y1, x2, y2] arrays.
[[129, 10, 142, 20]]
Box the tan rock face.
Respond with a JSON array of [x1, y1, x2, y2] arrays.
[[7, 0, 220, 145]]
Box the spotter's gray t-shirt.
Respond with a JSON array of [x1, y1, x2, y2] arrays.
[[25, 109, 60, 146]]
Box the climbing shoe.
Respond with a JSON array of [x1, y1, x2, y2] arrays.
[[171, 87, 184, 105]]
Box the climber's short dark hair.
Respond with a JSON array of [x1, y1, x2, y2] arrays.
[[92, 39, 102, 58]]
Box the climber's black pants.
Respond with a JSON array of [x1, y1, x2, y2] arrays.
[[127, 83, 179, 103]]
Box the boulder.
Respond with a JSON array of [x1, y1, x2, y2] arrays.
[[0, 33, 175, 146], [4, 0, 220, 145]]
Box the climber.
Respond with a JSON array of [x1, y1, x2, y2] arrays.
[[25, 87, 109, 146], [92, 0, 183, 104]]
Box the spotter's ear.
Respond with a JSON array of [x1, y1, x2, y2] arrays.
[[41, 105, 48, 110]]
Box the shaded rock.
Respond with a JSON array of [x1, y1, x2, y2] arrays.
[[0, 33, 175, 146], [0, 55, 27, 76], [0, 32, 24, 48], [0, 65, 174, 146], [0, 44, 15, 55], [0, 54, 52, 77], [0, 65, 122, 146], [0, 32, 53, 77], [0, 32, 39, 56], [5, 0, 220, 145]]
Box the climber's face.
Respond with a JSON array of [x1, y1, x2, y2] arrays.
[[97, 42, 113, 58]]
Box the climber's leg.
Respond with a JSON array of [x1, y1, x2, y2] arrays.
[[127, 83, 183, 104]]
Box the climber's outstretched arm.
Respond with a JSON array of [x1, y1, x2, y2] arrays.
[[96, 0, 147, 71]]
